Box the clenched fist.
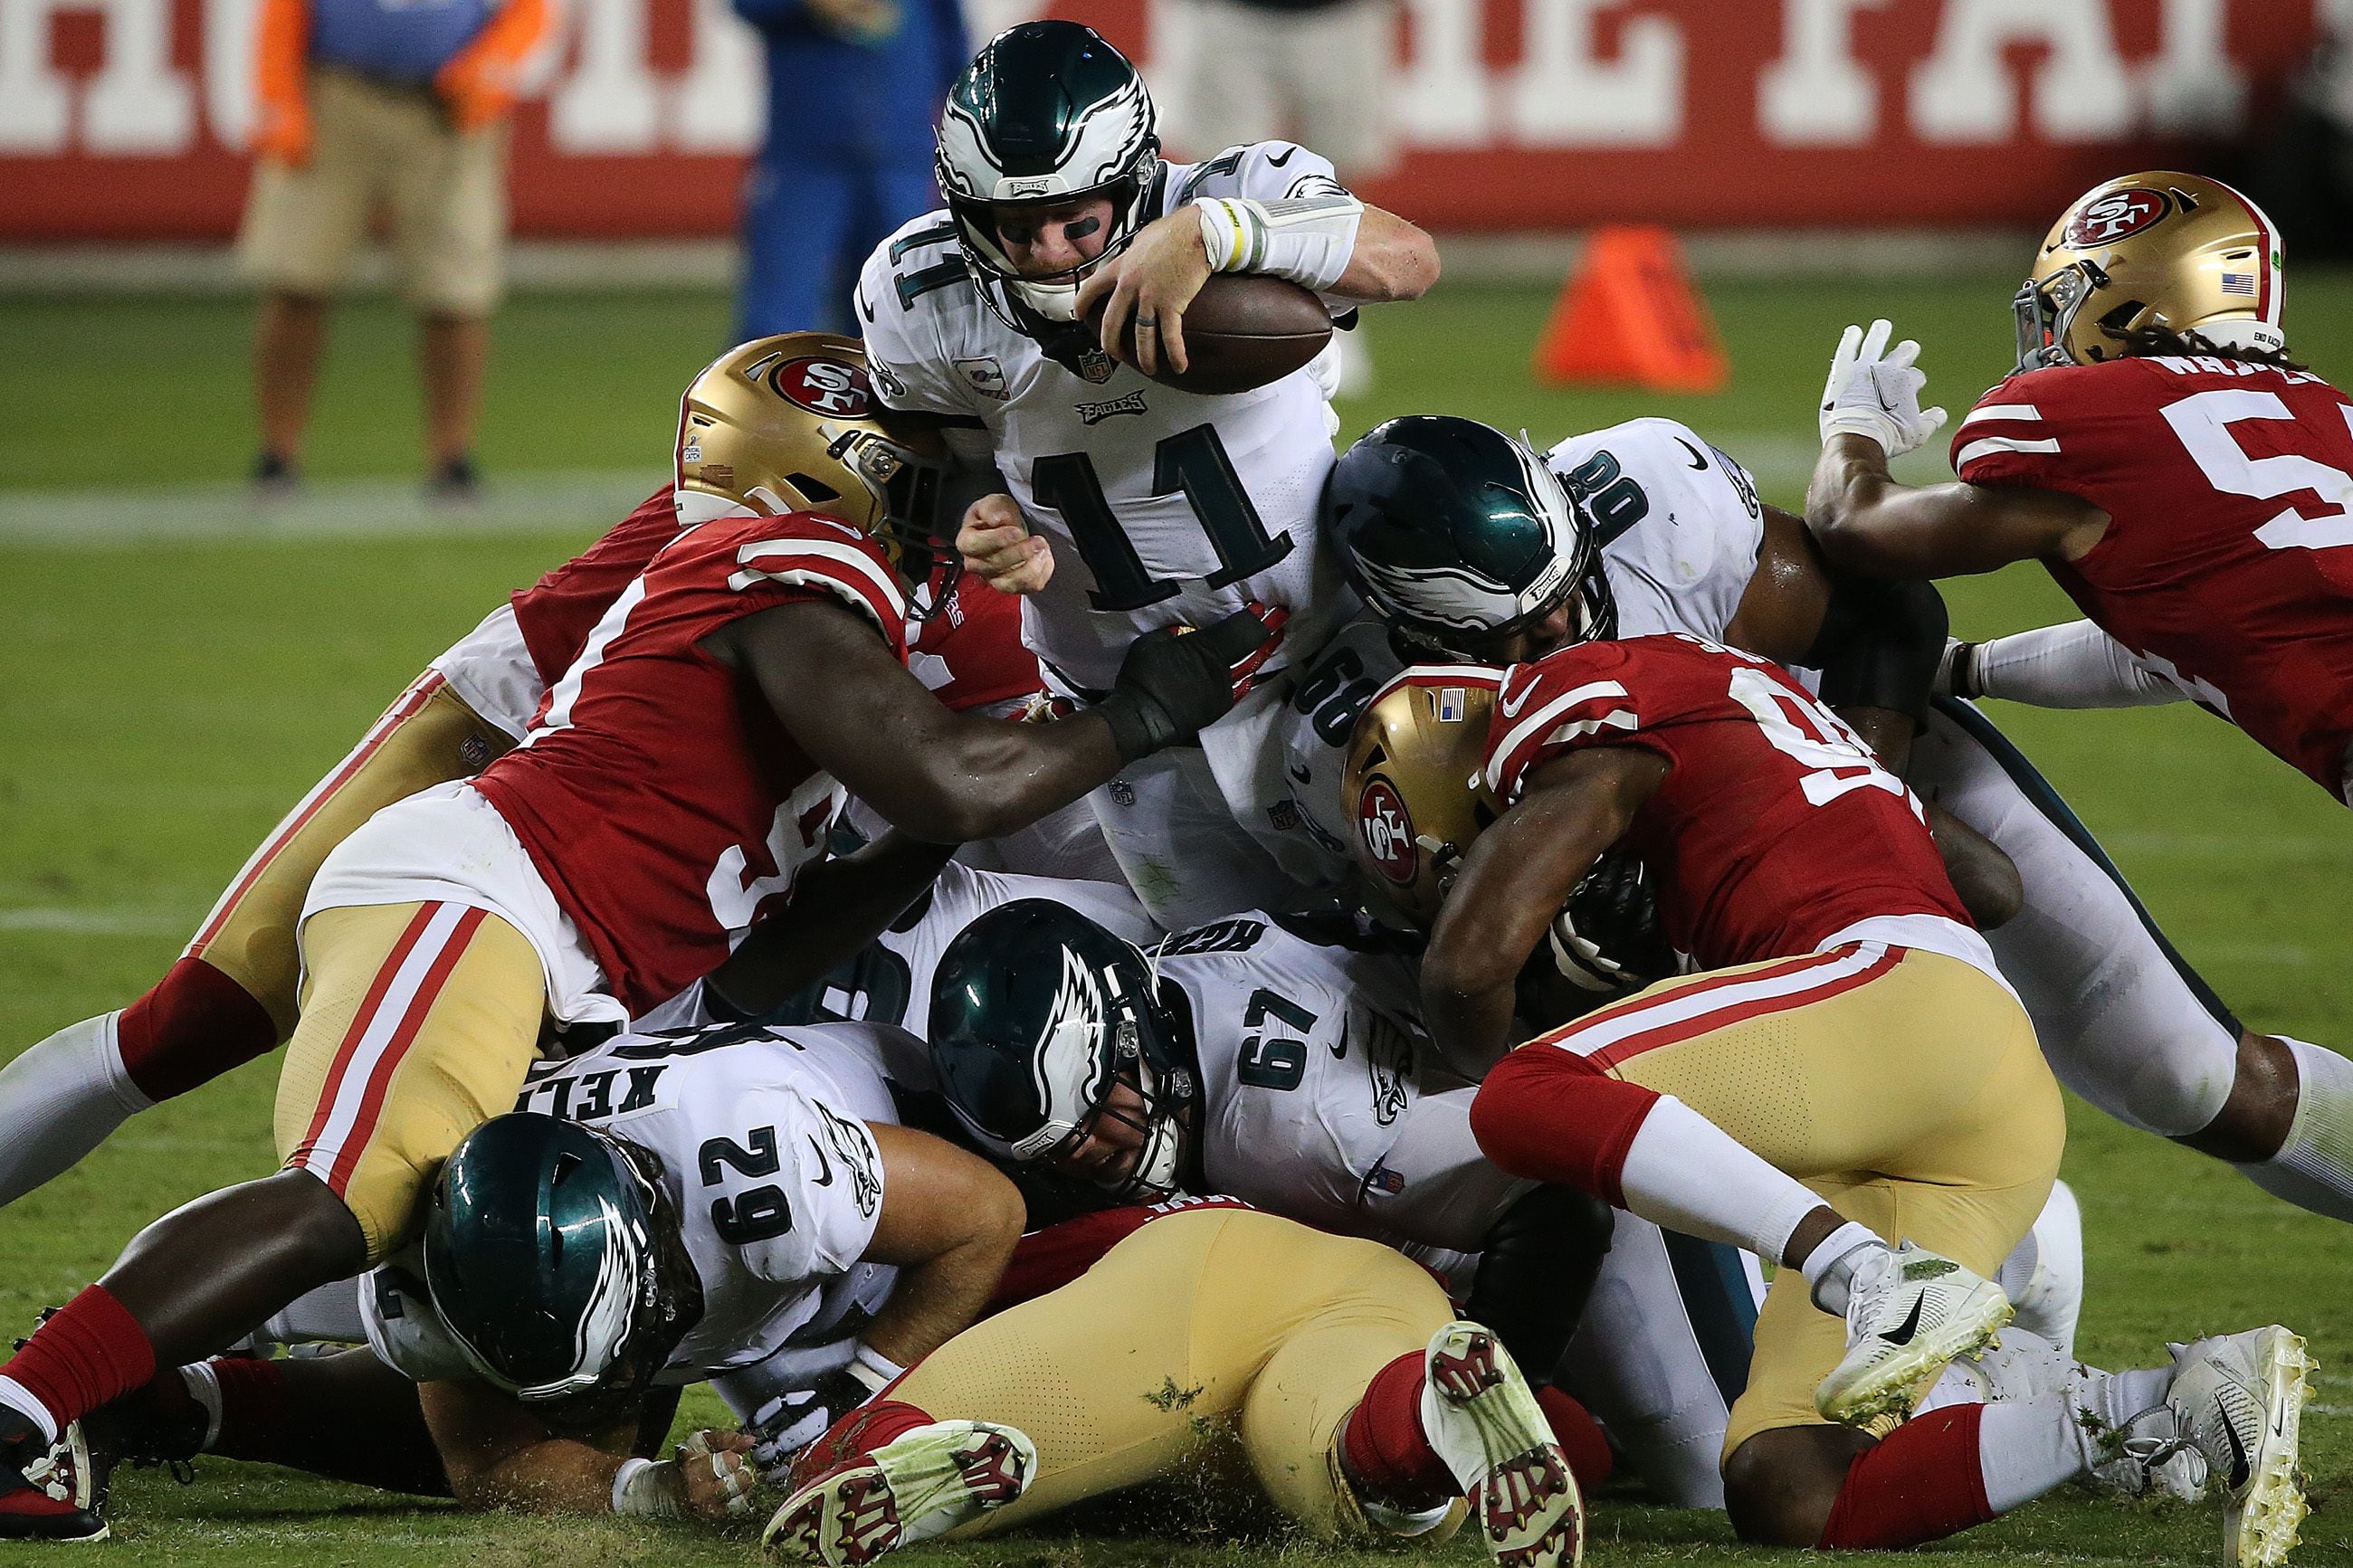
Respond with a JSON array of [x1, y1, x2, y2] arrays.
[[957, 493, 1055, 595]]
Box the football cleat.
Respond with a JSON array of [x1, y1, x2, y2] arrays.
[[2166, 1326, 2313, 1568], [1419, 1322, 1583, 1568], [1816, 1242, 2012, 1427], [762, 1419, 1035, 1566], [0, 1462, 106, 1543]]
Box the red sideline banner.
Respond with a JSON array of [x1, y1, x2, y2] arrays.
[[0, 0, 2321, 242]]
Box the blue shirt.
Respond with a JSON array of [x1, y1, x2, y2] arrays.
[[732, 0, 965, 160], [310, 0, 496, 84]]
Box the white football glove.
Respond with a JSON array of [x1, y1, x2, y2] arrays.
[[1819, 319, 1948, 459]]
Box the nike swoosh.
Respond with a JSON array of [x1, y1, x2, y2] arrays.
[[1499, 681, 1536, 718], [857, 290, 876, 325], [2220, 1402, 2253, 1488], [1674, 437, 1708, 470], [1330, 1017, 1348, 1060], [1286, 763, 1313, 784], [1879, 1291, 1927, 1346], [1268, 147, 1296, 167], [807, 1135, 834, 1186]]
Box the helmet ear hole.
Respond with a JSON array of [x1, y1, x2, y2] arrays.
[[785, 472, 842, 505]]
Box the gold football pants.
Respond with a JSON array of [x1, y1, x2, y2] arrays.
[[186, 671, 510, 1037], [1528, 945, 2063, 1457], [275, 898, 544, 1259], [890, 1206, 1457, 1536]]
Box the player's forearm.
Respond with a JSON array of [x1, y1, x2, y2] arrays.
[[1805, 435, 1934, 577], [706, 833, 955, 1016], [861, 1225, 1018, 1369], [1327, 206, 1440, 302], [447, 1434, 634, 1515], [1955, 621, 2186, 709], [1419, 970, 1520, 1079], [890, 711, 1125, 843]]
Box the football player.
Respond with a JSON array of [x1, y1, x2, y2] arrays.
[[1805, 172, 2353, 1226], [918, 898, 1765, 1507], [43, 1017, 1015, 1526], [765, 1204, 1580, 1568], [1394, 636, 2312, 1563], [0, 334, 1272, 1541], [0, 428, 1091, 1210], [858, 19, 1439, 928], [1331, 411, 2353, 1238]]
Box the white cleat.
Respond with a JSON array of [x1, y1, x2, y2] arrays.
[[1420, 1321, 1583, 1568], [1816, 1241, 2013, 1426], [761, 1420, 1035, 1567], [2008, 1179, 2084, 1362], [2167, 1326, 2314, 1568]]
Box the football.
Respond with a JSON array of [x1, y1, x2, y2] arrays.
[[1087, 273, 1334, 395]]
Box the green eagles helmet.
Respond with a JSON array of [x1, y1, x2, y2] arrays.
[[422, 1113, 698, 1402], [927, 899, 1197, 1203], [935, 21, 1161, 351], [1324, 415, 1617, 660]]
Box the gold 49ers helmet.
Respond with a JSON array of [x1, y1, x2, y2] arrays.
[[674, 332, 950, 600], [1341, 673, 1500, 928], [2015, 171, 2287, 374]]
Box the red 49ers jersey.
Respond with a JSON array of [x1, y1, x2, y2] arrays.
[[1954, 356, 2353, 796], [1480, 634, 1967, 969], [908, 571, 1045, 715], [473, 511, 911, 1014], [510, 487, 687, 688]]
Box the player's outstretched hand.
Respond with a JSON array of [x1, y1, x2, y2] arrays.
[[1075, 211, 1213, 377], [1098, 607, 1280, 762], [677, 1430, 759, 1521], [957, 493, 1054, 595], [1819, 318, 1949, 459]]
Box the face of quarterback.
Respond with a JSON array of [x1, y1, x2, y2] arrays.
[[991, 195, 1117, 279]]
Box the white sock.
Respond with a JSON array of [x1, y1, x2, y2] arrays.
[[1974, 1363, 2172, 1511], [0, 1376, 60, 1445], [1799, 1221, 1886, 1316], [0, 1012, 150, 1207], [1615, 1095, 1828, 1262], [2239, 1038, 2353, 1222], [179, 1363, 226, 1453]]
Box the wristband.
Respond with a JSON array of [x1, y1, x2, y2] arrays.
[[1094, 690, 1176, 765], [1945, 641, 1982, 701], [612, 1456, 681, 1517], [1194, 194, 1362, 293]]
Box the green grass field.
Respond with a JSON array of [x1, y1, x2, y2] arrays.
[[1, 275, 2348, 1566]]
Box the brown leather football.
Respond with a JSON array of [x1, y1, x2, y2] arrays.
[[1087, 273, 1334, 395]]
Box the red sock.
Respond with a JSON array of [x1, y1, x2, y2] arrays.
[[1339, 1351, 1454, 1511], [206, 1358, 294, 1463], [1817, 1405, 1996, 1549], [1469, 1046, 1661, 1205], [785, 1398, 936, 1494], [1535, 1385, 1614, 1492], [0, 1287, 157, 1438], [117, 958, 279, 1102]]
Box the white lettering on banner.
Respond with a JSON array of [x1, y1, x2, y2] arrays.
[[205, 0, 255, 151], [0, 0, 195, 152], [1758, 0, 1886, 147], [1909, 0, 2132, 145], [669, 0, 759, 152], [1509, 0, 1681, 147], [1397, 0, 1491, 147], [2141, 0, 2245, 137], [549, 0, 661, 152]]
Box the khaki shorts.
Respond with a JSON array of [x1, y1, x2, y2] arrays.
[[237, 66, 509, 315], [186, 671, 511, 1039], [1162, 0, 1400, 179], [890, 1207, 1455, 1537], [1527, 946, 2064, 1458], [277, 898, 545, 1259]]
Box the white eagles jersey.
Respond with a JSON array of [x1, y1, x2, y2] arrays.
[[1156, 913, 1531, 1252], [361, 1020, 919, 1418], [856, 140, 1359, 697], [771, 860, 1159, 1040], [1545, 417, 1764, 644]]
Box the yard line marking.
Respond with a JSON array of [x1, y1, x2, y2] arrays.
[[0, 908, 198, 936], [0, 470, 663, 546]]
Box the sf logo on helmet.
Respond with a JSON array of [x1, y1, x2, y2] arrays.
[[1356, 780, 1417, 884], [2065, 189, 2169, 248], [770, 357, 874, 418]]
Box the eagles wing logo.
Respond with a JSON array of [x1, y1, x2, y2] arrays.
[[1362, 1012, 1414, 1126], [811, 1101, 884, 1219]]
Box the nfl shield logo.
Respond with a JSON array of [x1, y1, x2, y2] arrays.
[[1437, 689, 1466, 723], [1110, 779, 1136, 807]]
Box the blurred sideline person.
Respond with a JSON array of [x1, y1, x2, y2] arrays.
[[0, 335, 1272, 1541], [1805, 173, 2353, 1227], [867, 19, 1439, 929], [237, 0, 548, 499], [730, 0, 963, 339], [0, 385, 1083, 1212], [1161, 0, 1402, 393]]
